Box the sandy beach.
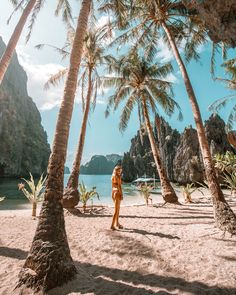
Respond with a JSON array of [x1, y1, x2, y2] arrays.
[[0, 191, 236, 295]]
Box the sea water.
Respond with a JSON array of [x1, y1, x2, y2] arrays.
[[0, 174, 140, 210]]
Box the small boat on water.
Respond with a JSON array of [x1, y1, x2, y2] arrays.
[[131, 176, 161, 194]]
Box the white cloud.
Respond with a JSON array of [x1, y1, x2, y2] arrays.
[[156, 38, 174, 62], [16, 46, 66, 111]]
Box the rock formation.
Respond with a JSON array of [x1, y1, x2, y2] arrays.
[[123, 114, 235, 184], [0, 37, 50, 177], [173, 127, 204, 184], [155, 118, 180, 181], [184, 0, 236, 47], [80, 154, 122, 175]]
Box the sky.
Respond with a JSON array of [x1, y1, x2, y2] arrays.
[[0, 0, 235, 168]]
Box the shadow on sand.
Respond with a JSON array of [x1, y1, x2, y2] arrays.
[[0, 246, 27, 260], [48, 261, 236, 295]]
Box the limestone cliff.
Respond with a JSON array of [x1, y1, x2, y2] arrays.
[[0, 37, 50, 177], [123, 114, 234, 183]]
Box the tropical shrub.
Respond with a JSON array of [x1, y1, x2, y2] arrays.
[[214, 151, 236, 174], [18, 173, 47, 217], [78, 182, 99, 212], [182, 183, 198, 203], [139, 184, 153, 206], [222, 172, 236, 196]]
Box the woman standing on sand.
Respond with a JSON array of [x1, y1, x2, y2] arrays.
[[111, 165, 124, 230]]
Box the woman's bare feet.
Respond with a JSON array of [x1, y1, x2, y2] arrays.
[[117, 224, 124, 229], [110, 226, 116, 231]]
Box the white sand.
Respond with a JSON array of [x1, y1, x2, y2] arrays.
[[0, 191, 236, 295]]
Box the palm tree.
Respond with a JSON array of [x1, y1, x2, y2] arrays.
[[38, 26, 112, 208], [0, 0, 73, 85], [209, 57, 236, 129], [104, 52, 182, 203], [16, 0, 91, 292], [63, 27, 112, 208], [103, 0, 236, 234]]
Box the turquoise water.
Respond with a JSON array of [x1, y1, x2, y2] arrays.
[[0, 174, 139, 210]]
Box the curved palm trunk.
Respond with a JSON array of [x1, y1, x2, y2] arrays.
[[0, 0, 37, 85], [142, 99, 178, 203], [162, 22, 236, 234], [16, 0, 91, 292], [63, 68, 93, 208]]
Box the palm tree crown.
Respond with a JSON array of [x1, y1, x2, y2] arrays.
[[104, 52, 182, 130]]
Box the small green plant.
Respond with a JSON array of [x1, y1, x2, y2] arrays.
[[222, 172, 236, 196], [139, 184, 153, 206], [182, 183, 199, 203], [78, 182, 99, 212], [214, 151, 236, 174], [18, 173, 47, 217]]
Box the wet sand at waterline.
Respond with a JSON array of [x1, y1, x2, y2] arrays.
[[0, 191, 236, 295]]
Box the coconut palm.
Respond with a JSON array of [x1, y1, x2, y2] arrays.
[[0, 0, 73, 85], [104, 52, 182, 203], [16, 0, 91, 292], [38, 26, 113, 208], [102, 0, 236, 234], [209, 57, 236, 129], [63, 27, 113, 208]]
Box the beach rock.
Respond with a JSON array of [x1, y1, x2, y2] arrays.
[[80, 154, 122, 175], [184, 0, 236, 47], [173, 127, 204, 184], [0, 37, 50, 177]]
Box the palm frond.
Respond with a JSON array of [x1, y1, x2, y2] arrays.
[[55, 0, 73, 24], [44, 68, 68, 90], [26, 0, 45, 43]]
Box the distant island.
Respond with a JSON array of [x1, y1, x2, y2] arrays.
[[80, 154, 122, 175]]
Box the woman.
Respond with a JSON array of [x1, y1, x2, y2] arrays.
[[111, 165, 123, 230]]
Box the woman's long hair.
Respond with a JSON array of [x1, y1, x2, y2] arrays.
[[111, 165, 122, 179]]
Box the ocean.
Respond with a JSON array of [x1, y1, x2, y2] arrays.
[[0, 174, 142, 210]]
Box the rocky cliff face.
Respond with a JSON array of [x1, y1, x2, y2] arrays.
[[0, 37, 50, 177], [80, 154, 122, 175], [123, 114, 234, 184], [185, 0, 236, 47], [173, 127, 204, 184]]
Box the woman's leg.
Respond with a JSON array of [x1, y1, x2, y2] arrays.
[[115, 199, 120, 227], [111, 193, 119, 229]]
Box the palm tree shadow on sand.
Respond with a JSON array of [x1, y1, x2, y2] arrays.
[[48, 261, 236, 295]]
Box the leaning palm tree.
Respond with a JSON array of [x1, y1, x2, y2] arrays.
[[0, 0, 73, 85], [103, 0, 236, 234], [16, 0, 91, 292], [38, 26, 113, 208], [104, 52, 182, 203], [63, 27, 113, 208]]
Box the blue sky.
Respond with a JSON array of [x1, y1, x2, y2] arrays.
[[0, 0, 235, 168]]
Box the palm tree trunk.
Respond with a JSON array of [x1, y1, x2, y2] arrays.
[[0, 0, 37, 85], [142, 99, 178, 203], [63, 67, 93, 208], [32, 201, 37, 217], [16, 0, 91, 292], [162, 22, 236, 234]]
